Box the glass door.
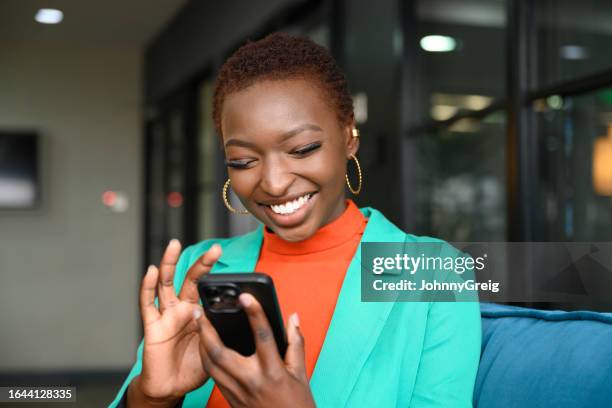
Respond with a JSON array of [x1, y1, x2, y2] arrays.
[[144, 89, 198, 268]]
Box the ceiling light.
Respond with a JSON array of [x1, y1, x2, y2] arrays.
[[420, 35, 457, 52], [431, 105, 459, 121], [464, 95, 492, 110], [431, 93, 493, 111], [35, 8, 64, 24], [560, 45, 588, 60]]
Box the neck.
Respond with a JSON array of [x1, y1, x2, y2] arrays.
[[324, 196, 349, 227]]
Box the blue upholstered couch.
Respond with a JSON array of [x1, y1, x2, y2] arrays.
[[475, 303, 612, 407]]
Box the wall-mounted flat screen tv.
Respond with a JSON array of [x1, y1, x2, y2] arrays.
[[0, 131, 39, 208]]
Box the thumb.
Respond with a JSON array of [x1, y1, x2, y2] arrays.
[[284, 313, 307, 381]]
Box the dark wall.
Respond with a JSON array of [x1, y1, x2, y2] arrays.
[[340, 0, 405, 228], [145, 0, 298, 103]]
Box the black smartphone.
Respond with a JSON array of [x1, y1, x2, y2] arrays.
[[197, 273, 288, 358]]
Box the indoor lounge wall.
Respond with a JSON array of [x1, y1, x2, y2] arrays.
[[0, 42, 141, 372]]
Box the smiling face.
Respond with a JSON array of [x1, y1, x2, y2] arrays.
[[221, 78, 359, 242]]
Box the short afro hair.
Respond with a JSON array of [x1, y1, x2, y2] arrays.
[[212, 32, 354, 139]]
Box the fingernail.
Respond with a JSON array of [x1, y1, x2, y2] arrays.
[[169, 239, 180, 247], [146, 265, 155, 275], [290, 313, 300, 328], [193, 308, 202, 320], [239, 293, 252, 307]]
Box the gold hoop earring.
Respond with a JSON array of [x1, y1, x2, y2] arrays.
[[222, 178, 250, 215], [345, 154, 362, 195]]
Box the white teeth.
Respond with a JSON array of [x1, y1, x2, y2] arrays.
[[270, 194, 312, 215]]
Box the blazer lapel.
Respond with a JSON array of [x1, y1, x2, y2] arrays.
[[310, 207, 407, 407], [185, 207, 407, 408], [212, 224, 264, 274]]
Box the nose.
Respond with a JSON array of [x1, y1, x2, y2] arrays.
[[259, 156, 294, 197]]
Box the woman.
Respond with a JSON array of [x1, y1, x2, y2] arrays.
[[110, 32, 481, 408]]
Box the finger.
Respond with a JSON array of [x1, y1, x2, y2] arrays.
[[215, 382, 246, 408], [199, 348, 245, 405], [139, 265, 161, 325], [239, 293, 282, 372], [158, 239, 181, 312], [193, 309, 250, 384], [284, 313, 308, 381], [178, 243, 222, 303]]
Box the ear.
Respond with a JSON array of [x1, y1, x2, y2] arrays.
[[343, 118, 360, 159]]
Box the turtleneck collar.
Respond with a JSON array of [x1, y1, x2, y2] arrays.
[[262, 199, 367, 255]]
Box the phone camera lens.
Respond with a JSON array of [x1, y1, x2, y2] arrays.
[[206, 287, 220, 297], [222, 288, 238, 299]]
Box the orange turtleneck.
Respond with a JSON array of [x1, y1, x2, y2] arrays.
[[206, 199, 368, 407]]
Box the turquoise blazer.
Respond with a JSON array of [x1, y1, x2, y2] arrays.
[[110, 205, 481, 407]]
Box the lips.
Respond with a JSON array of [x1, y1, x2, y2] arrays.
[[260, 192, 318, 228]]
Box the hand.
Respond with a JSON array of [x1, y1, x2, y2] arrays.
[[127, 240, 223, 406], [194, 293, 316, 408]]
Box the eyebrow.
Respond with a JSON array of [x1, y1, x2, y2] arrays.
[[224, 123, 323, 148]]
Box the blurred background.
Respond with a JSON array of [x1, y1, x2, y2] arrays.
[[1, 0, 612, 404]]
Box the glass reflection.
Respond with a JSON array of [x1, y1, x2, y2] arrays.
[[535, 87, 612, 241], [416, 0, 506, 122], [535, 0, 612, 87], [414, 111, 507, 241]]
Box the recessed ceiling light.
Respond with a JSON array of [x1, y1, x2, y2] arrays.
[[35, 8, 64, 24], [420, 35, 457, 52], [560, 45, 588, 60]]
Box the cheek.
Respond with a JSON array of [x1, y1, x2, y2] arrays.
[[307, 152, 347, 188], [228, 170, 259, 198]]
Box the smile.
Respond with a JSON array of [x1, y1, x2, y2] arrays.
[[260, 192, 318, 228], [268, 193, 314, 215]]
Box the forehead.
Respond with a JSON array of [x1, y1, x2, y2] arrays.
[[221, 78, 337, 139]]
